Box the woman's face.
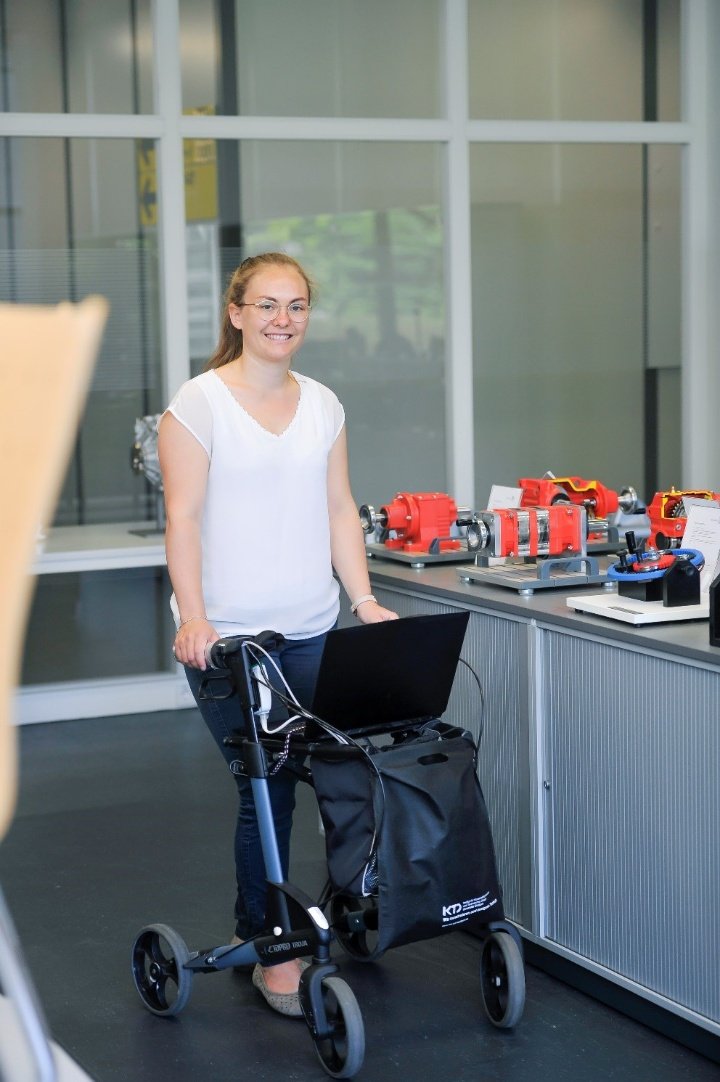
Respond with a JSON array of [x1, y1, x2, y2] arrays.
[[229, 266, 310, 365]]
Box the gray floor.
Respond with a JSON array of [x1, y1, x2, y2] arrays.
[[0, 710, 718, 1082]]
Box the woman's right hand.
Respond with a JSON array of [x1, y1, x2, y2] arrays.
[[172, 617, 219, 670]]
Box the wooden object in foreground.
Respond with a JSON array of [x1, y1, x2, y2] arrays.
[[0, 296, 108, 841]]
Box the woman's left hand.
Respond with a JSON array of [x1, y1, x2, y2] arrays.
[[355, 600, 399, 623]]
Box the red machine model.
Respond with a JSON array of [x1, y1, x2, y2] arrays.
[[359, 492, 470, 554], [518, 475, 640, 541], [647, 488, 720, 548], [463, 504, 585, 559]]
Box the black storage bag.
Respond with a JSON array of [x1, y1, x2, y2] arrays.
[[311, 723, 504, 954]]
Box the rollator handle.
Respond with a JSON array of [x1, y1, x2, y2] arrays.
[[205, 630, 286, 670]]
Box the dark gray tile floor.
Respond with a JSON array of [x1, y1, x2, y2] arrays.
[[0, 710, 718, 1082]]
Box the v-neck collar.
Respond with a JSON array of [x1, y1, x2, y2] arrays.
[[212, 369, 303, 439]]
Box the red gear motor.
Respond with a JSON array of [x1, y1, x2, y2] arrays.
[[359, 492, 466, 554]]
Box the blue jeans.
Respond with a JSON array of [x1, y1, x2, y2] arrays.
[[184, 631, 328, 939]]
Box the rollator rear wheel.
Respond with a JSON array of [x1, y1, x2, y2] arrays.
[[479, 930, 525, 1029], [131, 923, 193, 1016], [310, 976, 365, 1079], [329, 893, 381, 961]]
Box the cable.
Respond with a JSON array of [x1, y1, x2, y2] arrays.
[[245, 664, 387, 895], [215, 642, 381, 893], [241, 640, 317, 736], [242, 639, 487, 905], [457, 656, 485, 751]]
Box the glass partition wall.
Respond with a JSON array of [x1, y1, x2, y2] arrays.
[[0, 0, 691, 716], [469, 141, 682, 505], [468, 0, 682, 503], [189, 138, 448, 499]]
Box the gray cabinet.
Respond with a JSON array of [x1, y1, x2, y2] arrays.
[[367, 568, 720, 1038], [539, 625, 720, 1026]]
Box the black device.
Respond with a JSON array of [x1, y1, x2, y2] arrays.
[[662, 555, 701, 607], [710, 571, 720, 646], [609, 531, 705, 606], [307, 610, 470, 737]]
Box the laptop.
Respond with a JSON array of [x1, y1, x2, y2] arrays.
[[307, 611, 470, 737]]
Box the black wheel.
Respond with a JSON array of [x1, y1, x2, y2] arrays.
[[479, 931, 525, 1029], [131, 923, 192, 1017], [310, 976, 365, 1079], [329, 894, 381, 962]]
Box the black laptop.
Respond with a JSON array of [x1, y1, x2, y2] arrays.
[[307, 611, 470, 737]]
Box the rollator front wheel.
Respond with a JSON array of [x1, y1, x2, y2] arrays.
[[131, 923, 193, 1016], [309, 976, 365, 1079], [329, 893, 381, 962], [479, 930, 525, 1029]]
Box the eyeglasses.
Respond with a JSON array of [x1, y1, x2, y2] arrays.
[[239, 300, 311, 323]]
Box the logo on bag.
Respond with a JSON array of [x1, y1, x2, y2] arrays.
[[442, 891, 498, 925]]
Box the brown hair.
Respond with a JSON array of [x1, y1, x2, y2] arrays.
[[204, 252, 314, 371]]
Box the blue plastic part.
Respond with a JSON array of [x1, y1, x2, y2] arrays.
[[606, 547, 704, 582]]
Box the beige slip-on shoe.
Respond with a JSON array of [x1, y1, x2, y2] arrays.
[[251, 962, 310, 1018]]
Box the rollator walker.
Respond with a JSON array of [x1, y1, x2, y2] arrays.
[[130, 617, 525, 1079]]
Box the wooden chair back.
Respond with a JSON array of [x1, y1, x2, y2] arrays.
[[0, 297, 108, 840]]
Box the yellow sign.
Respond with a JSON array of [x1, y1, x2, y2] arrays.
[[135, 107, 218, 227], [183, 106, 218, 222], [137, 140, 157, 227]]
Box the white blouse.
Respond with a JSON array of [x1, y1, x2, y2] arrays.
[[165, 368, 345, 639]]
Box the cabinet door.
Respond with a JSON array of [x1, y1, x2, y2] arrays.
[[541, 628, 720, 1025]]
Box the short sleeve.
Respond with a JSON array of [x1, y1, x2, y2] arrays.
[[310, 377, 345, 444], [330, 393, 345, 443], [165, 378, 213, 457]]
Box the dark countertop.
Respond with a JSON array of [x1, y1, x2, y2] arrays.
[[366, 555, 720, 671]]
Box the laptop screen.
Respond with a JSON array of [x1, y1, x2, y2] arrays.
[[308, 611, 470, 735]]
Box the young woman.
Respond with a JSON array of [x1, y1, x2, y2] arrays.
[[158, 252, 397, 1016]]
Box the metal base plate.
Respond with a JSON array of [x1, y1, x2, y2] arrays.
[[456, 561, 609, 594], [365, 542, 473, 567]]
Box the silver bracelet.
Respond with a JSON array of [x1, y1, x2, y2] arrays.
[[178, 615, 207, 629], [350, 593, 377, 615]]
